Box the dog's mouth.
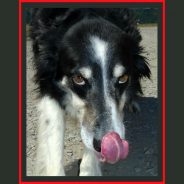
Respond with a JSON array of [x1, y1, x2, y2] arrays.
[[93, 138, 101, 152], [93, 132, 129, 164], [81, 121, 129, 164]]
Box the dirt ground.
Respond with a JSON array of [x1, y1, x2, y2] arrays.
[[26, 26, 158, 176]]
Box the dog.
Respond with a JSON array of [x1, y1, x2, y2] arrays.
[[30, 8, 150, 176]]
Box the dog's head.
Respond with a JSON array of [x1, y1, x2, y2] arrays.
[[31, 9, 150, 153]]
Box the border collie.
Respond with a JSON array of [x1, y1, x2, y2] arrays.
[[30, 8, 150, 176]]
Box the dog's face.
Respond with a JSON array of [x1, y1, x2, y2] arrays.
[[31, 8, 151, 158], [58, 19, 138, 152]]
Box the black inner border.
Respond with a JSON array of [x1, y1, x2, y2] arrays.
[[22, 2, 162, 182]]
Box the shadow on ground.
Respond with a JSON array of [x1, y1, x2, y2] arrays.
[[64, 96, 159, 176]]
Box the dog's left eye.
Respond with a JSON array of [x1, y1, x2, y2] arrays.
[[72, 75, 85, 85], [118, 75, 129, 84]]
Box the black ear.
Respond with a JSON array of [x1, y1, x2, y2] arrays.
[[133, 54, 151, 79], [119, 34, 151, 79], [30, 8, 69, 27], [127, 54, 151, 97], [30, 8, 84, 56], [30, 8, 83, 31]]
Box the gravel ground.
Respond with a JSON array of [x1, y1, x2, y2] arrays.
[[26, 26, 158, 176]]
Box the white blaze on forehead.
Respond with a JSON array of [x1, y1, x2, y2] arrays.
[[90, 36, 108, 95], [113, 64, 125, 78], [90, 36, 108, 65], [79, 67, 92, 79]]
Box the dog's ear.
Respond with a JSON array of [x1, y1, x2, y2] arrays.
[[129, 53, 151, 96], [133, 54, 151, 79], [30, 8, 83, 56], [30, 8, 68, 26], [30, 8, 83, 30], [119, 34, 150, 79]]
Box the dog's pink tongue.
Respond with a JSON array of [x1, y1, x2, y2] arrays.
[[100, 132, 129, 164]]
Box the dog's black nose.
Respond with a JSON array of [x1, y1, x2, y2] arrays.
[[93, 138, 101, 152]]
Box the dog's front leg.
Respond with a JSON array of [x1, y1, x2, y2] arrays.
[[35, 96, 65, 176], [79, 148, 102, 176]]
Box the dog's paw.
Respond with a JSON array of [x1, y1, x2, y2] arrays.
[[127, 100, 141, 113]]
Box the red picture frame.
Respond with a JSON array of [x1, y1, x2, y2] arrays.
[[18, 0, 166, 183]]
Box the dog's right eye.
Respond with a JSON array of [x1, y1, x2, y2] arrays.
[[72, 75, 85, 85]]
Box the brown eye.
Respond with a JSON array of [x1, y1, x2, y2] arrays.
[[118, 75, 129, 84], [72, 75, 85, 85]]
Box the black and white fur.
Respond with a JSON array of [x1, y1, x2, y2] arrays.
[[30, 8, 150, 176]]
